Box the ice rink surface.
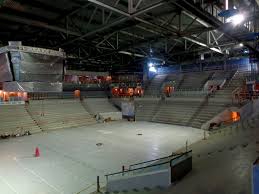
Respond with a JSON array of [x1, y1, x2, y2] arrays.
[[0, 121, 203, 194]]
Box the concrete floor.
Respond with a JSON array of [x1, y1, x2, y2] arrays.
[[167, 126, 258, 194], [0, 121, 203, 194], [106, 121, 258, 194]]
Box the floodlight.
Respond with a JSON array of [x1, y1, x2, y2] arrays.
[[149, 66, 157, 73], [226, 14, 245, 25], [148, 63, 154, 67]]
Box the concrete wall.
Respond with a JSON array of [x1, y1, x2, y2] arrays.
[[107, 169, 171, 192], [239, 99, 259, 119]]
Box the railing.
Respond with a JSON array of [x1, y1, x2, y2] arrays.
[[28, 91, 108, 100], [231, 88, 259, 104], [105, 151, 192, 182], [129, 153, 184, 170], [231, 87, 242, 104], [171, 89, 208, 97]]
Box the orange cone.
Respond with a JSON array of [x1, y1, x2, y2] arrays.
[[35, 147, 40, 157]]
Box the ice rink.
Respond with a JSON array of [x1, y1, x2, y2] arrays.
[[0, 121, 204, 194]]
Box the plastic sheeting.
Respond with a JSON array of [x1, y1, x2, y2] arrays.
[[3, 82, 63, 92], [0, 53, 13, 82], [253, 165, 259, 194], [9, 51, 63, 82], [121, 102, 135, 117]]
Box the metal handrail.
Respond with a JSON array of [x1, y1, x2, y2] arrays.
[[129, 152, 184, 170], [105, 151, 192, 178]]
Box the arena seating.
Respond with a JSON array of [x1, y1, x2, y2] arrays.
[[144, 74, 167, 96], [136, 70, 248, 129], [188, 102, 226, 128], [81, 90, 108, 98], [164, 73, 183, 89], [29, 91, 108, 100], [177, 72, 212, 90], [27, 99, 96, 131], [211, 71, 246, 102], [151, 100, 202, 126], [135, 97, 230, 129], [0, 105, 41, 136], [135, 98, 161, 121], [82, 98, 120, 115], [211, 70, 235, 80]]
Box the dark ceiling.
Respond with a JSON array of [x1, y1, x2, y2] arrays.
[[0, 0, 258, 71]]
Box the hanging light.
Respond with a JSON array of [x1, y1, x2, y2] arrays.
[[226, 13, 245, 26]]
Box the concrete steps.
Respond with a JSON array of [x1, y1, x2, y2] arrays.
[[145, 74, 167, 96], [27, 99, 96, 131], [82, 98, 120, 115], [0, 105, 40, 135]]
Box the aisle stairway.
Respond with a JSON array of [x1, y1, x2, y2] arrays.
[[188, 102, 226, 128], [165, 73, 183, 90], [135, 99, 161, 121], [151, 100, 202, 126], [0, 105, 41, 136], [82, 98, 120, 115], [145, 74, 167, 96], [211, 71, 246, 103], [27, 99, 96, 131], [177, 72, 211, 90]]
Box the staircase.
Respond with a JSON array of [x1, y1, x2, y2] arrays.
[[145, 74, 167, 97], [24, 103, 43, 133], [27, 99, 96, 131], [0, 105, 41, 136], [135, 99, 160, 121], [210, 71, 246, 103], [189, 102, 226, 128], [80, 99, 95, 116]]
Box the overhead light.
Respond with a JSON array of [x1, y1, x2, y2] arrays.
[[118, 51, 145, 58], [149, 66, 157, 73], [239, 43, 244, 47], [226, 13, 245, 25], [244, 49, 249, 54], [148, 62, 154, 67]]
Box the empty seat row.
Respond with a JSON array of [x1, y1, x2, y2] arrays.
[[0, 105, 41, 136], [82, 98, 120, 115], [27, 99, 96, 131]]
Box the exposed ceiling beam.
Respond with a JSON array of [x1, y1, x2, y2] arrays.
[[60, 17, 128, 47], [118, 50, 168, 62], [88, 0, 130, 17], [60, 0, 166, 47]]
